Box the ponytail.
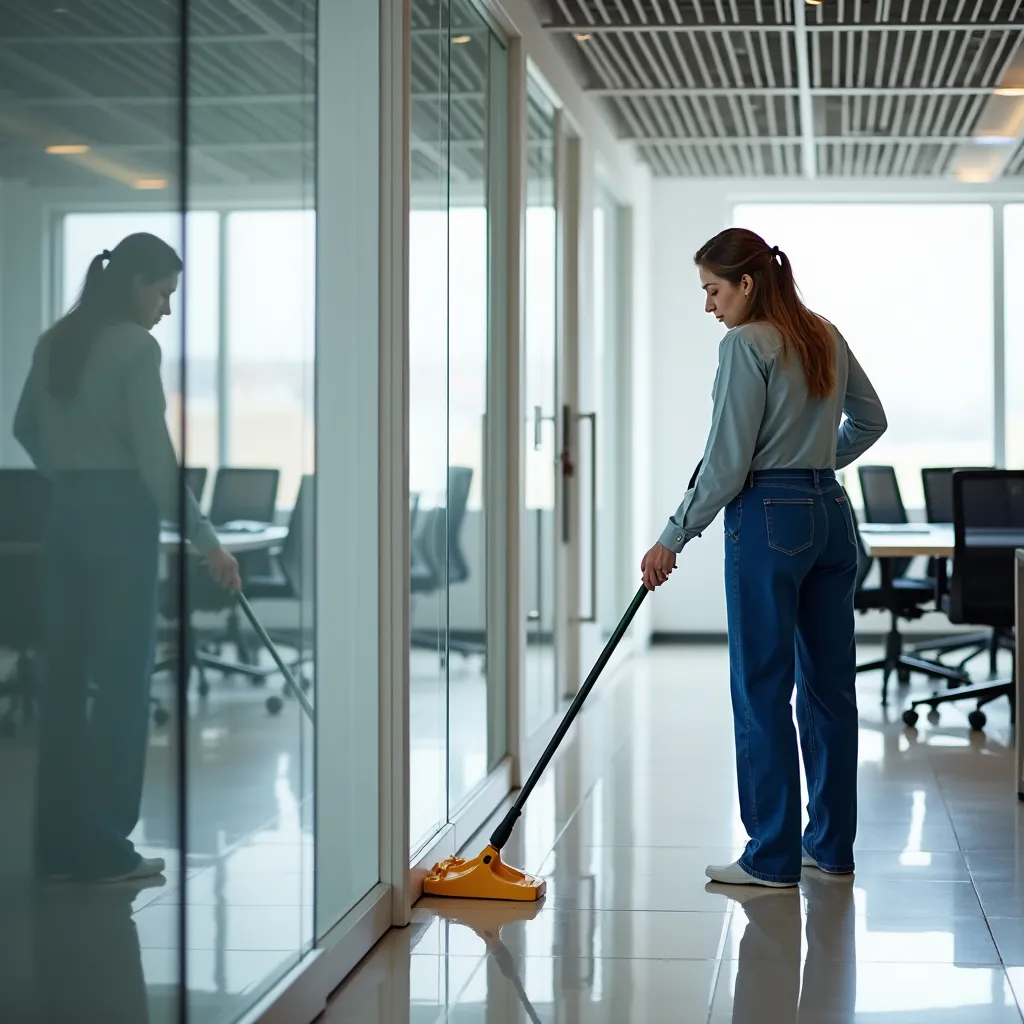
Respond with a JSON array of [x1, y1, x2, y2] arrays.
[[695, 228, 836, 400]]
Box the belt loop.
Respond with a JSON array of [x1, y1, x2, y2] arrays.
[[748, 470, 755, 490], [813, 468, 820, 489]]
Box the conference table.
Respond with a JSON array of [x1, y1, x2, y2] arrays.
[[0, 525, 288, 558]]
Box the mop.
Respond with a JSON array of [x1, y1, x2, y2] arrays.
[[423, 584, 649, 900], [235, 591, 315, 722]]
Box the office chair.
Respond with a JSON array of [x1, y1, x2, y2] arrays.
[[410, 467, 486, 665], [916, 466, 1008, 673], [246, 475, 315, 713], [903, 470, 1023, 731], [200, 467, 281, 672], [0, 470, 48, 736], [849, 499, 967, 705], [184, 467, 208, 506]]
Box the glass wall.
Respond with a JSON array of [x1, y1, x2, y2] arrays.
[[408, 0, 508, 852], [522, 82, 559, 736], [734, 203, 995, 509], [1005, 205, 1024, 468], [0, 2, 340, 1020]]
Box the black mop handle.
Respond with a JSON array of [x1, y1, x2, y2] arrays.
[[235, 591, 316, 722], [489, 584, 649, 852]]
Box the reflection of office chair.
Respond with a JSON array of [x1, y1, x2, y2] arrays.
[[0, 470, 48, 737], [246, 475, 315, 712], [903, 470, 1022, 732], [916, 466, 1008, 673], [410, 467, 485, 664], [184, 466, 208, 505], [200, 467, 280, 673]]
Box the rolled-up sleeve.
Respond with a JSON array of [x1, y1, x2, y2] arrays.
[[658, 333, 767, 554]]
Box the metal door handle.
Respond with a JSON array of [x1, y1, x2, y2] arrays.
[[577, 411, 597, 624], [533, 405, 543, 451]]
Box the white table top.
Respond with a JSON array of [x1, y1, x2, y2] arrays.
[[858, 523, 953, 559], [0, 525, 287, 557]]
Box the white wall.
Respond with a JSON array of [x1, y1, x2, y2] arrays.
[[646, 177, 1024, 638]]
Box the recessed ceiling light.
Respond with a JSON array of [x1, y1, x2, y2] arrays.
[[805, 0, 824, 5], [133, 177, 168, 190], [574, 33, 592, 41], [46, 143, 89, 155], [994, 87, 1024, 97], [973, 133, 1015, 145], [451, 35, 471, 44]]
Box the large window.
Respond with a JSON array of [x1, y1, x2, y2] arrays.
[[733, 203, 994, 509], [1005, 206, 1024, 469]]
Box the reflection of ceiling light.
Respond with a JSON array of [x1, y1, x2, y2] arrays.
[[46, 143, 89, 154], [955, 167, 993, 183], [805, 0, 823, 5], [994, 87, 1024, 97], [574, 33, 591, 41], [973, 133, 1016, 145], [451, 35, 471, 44], [133, 177, 168, 190]]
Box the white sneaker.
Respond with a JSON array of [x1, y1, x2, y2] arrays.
[[97, 856, 166, 884], [705, 860, 798, 888]]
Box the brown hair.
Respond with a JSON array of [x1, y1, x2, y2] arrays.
[[694, 227, 836, 400]]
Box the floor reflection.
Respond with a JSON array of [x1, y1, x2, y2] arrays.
[[331, 645, 1024, 1024]]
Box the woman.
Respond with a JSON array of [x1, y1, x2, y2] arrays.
[[641, 228, 887, 888], [15, 232, 241, 883]]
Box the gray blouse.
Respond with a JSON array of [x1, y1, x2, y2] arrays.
[[659, 320, 887, 554], [14, 321, 220, 554]]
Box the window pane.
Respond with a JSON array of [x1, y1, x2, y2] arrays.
[[226, 210, 316, 509], [1005, 206, 1024, 468], [733, 203, 994, 509]]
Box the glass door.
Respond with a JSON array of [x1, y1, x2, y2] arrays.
[[577, 186, 629, 674], [522, 81, 560, 738]]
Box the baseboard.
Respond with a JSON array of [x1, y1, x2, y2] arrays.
[[650, 630, 986, 646]]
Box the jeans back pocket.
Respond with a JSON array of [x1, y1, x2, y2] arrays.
[[763, 498, 814, 556], [835, 494, 857, 548]]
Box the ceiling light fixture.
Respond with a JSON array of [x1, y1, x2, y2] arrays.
[[133, 177, 168, 190], [46, 143, 89, 155], [451, 35, 471, 44], [574, 33, 592, 41], [973, 133, 1016, 145], [805, 0, 824, 5], [994, 86, 1024, 97]]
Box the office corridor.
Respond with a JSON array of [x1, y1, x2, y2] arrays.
[[329, 647, 1024, 1024]]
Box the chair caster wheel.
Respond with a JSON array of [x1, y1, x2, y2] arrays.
[[198, 680, 210, 698], [902, 709, 919, 728], [153, 708, 170, 727], [927, 708, 941, 725], [266, 696, 284, 715], [968, 710, 987, 731]]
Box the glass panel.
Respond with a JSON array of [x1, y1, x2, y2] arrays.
[[734, 203, 994, 510], [409, 0, 452, 850], [180, 3, 317, 1019], [523, 83, 558, 736], [447, 1, 503, 810], [0, 3, 185, 1021], [1005, 206, 1024, 467]]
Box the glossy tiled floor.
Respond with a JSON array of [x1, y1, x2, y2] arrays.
[[328, 645, 1024, 1024]]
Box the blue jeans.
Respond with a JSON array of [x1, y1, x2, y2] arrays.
[[35, 472, 160, 879], [724, 469, 859, 883]]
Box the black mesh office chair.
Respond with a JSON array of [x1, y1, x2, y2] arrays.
[[0, 470, 48, 736], [917, 466, 1008, 673], [902, 470, 1022, 731], [858, 465, 912, 578], [848, 499, 961, 705]]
